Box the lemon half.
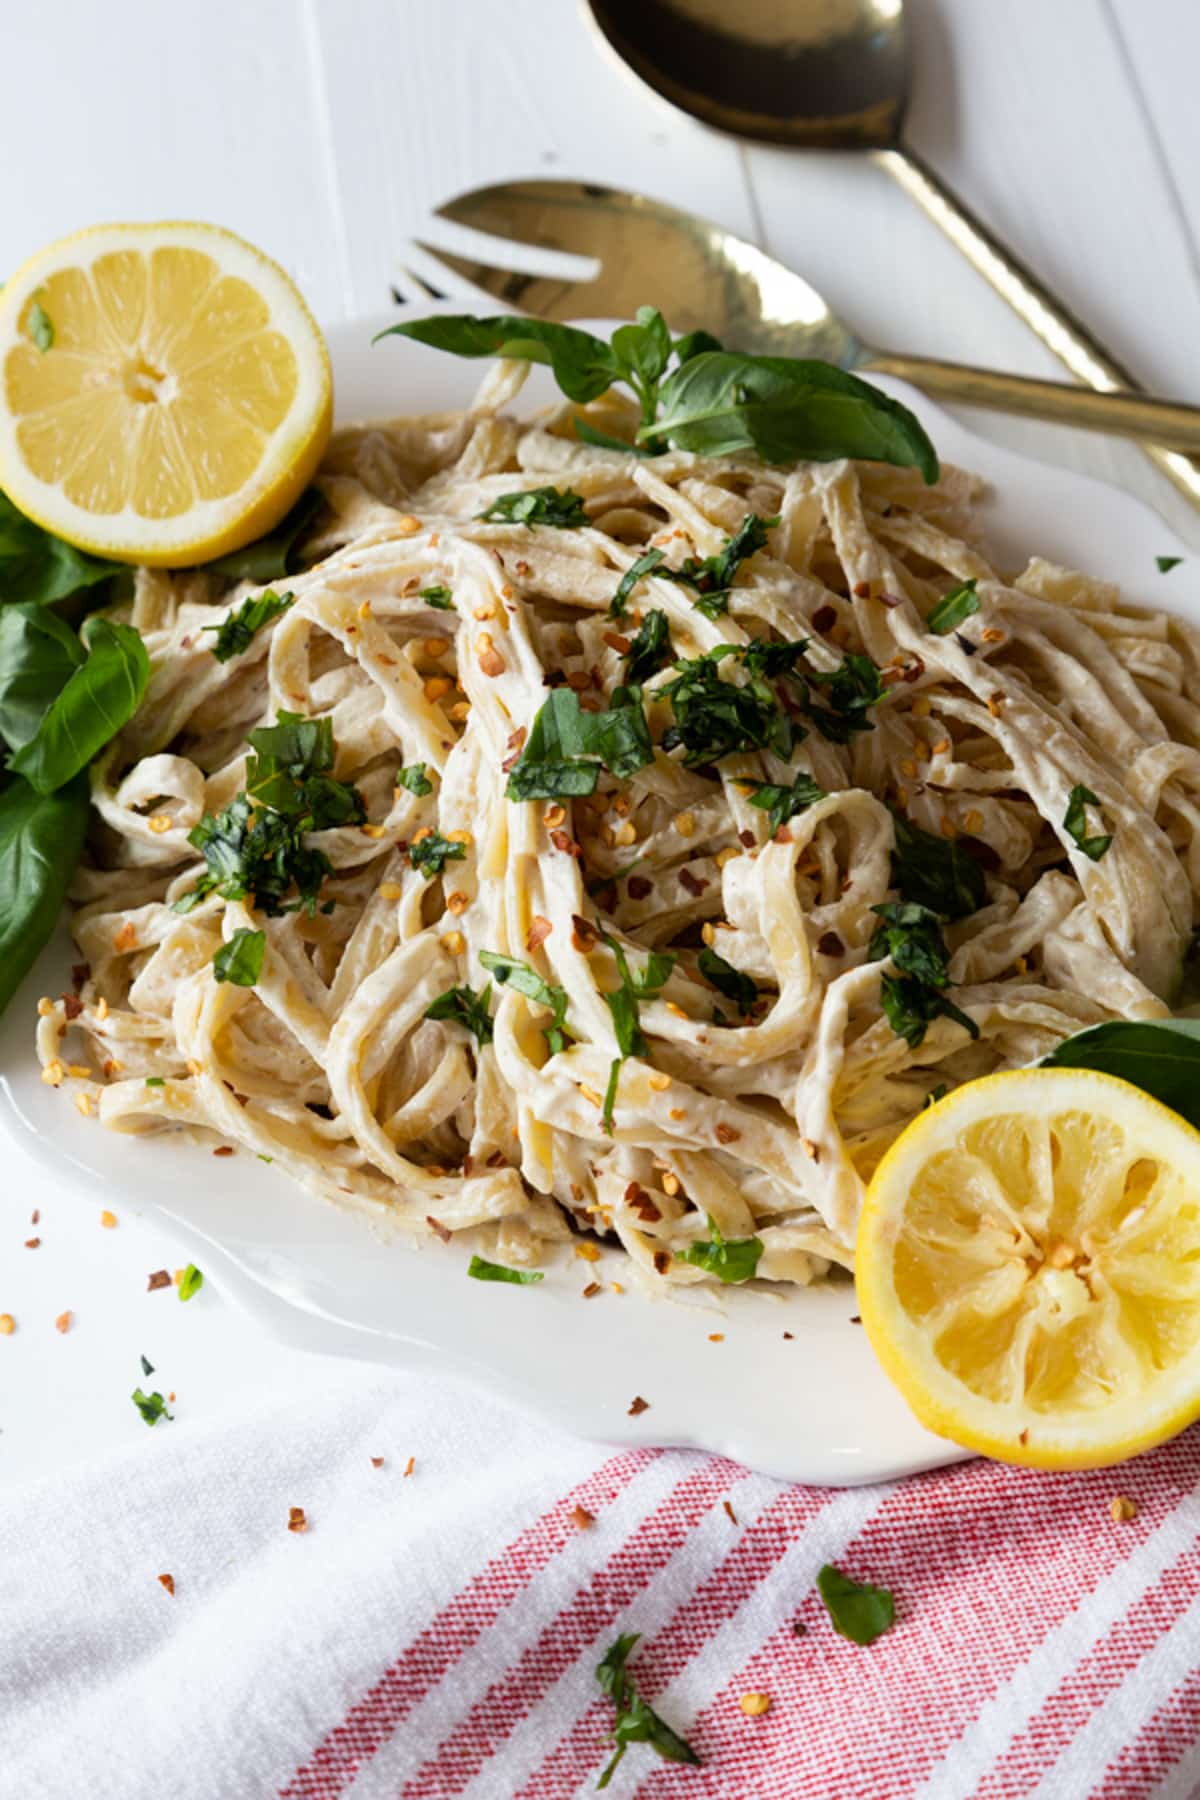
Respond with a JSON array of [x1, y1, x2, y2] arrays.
[[856, 1069, 1200, 1469], [0, 221, 332, 566]]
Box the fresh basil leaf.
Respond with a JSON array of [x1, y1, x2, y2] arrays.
[[396, 762, 433, 796], [27, 298, 54, 352], [506, 687, 653, 800], [178, 1263, 204, 1302], [611, 549, 665, 620], [9, 617, 149, 794], [202, 588, 293, 661], [651, 352, 939, 482], [377, 314, 621, 404], [425, 982, 494, 1045], [927, 578, 980, 634], [623, 610, 673, 686], [0, 489, 122, 608], [0, 602, 85, 750], [574, 419, 650, 455], [467, 1254, 544, 1285], [0, 773, 89, 1017], [1041, 1018, 1200, 1129], [1156, 555, 1183, 574], [203, 488, 323, 582], [742, 771, 824, 836], [420, 585, 454, 610], [816, 1564, 895, 1645], [879, 972, 978, 1049], [672, 328, 724, 364], [1062, 783, 1113, 862], [890, 811, 985, 920], [596, 1632, 701, 1789], [697, 947, 758, 1015], [212, 926, 265, 987], [479, 949, 573, 1054], [409, 831, 467, 879], [132, 1386, 174, 1426], [679, 1213, 764, 1284], [611, 306, 673, 426], [477, 486, 590, 529]]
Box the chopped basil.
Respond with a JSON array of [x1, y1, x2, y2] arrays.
[[409, 832, 467, 879], [660, 642, 800, 767], [599, 934, 675, 1129], [871, 901, 979, 1050], [396, 762, 433, 796], [622, 610, 673, 686], [381, 311, 938, 482], [420, 585, 454, 609], [741, 771, 825, 836], [611, 549, 665, 620], [144, 1076, 165, 1088], [479, 950, 573, 1054], [202, 588, 293, 661], [803, 651, 885, 743], [890, 811, 985, 920], [922, 1082, 949, 1109], [424, 983, 494, 1045], [467, 1254, 544, 1285], [178, 1263, 204, 1303], [697, 947, 758, 1015], [1062, 783, 1113, 862], [132, 1387, 173, 1426], [595, 1631, 701, 1789], [505, 686, 652, 801], [477, 486, 589, 528], [1156, 555, 1183, 574], [927, 578, 980, 634], [212, 927, 265, 987], [653, 512, 778, 617], [678, 1213, 763, 1284], [140, 1354, 154, 1377], [816, 1564, 895, 1644], [28, 298, 54, 351]]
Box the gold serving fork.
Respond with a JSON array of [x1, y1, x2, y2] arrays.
[[401, 179, 1200, 457]]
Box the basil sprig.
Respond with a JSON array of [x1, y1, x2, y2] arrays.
[[380, 309, 938, 481], [595, 1632, 700, 1789]]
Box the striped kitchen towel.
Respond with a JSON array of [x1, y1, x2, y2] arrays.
[[1, 1363, 1197, 1799]]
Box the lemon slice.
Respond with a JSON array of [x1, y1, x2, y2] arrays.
[[856, 1068, 1200, 1468], [0, 222, 332, 566]]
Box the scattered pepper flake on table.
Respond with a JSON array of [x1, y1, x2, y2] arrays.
[[571, 1504, 595, 1530], [403, 1455, 415, 1478], [24, 1237, 40, 1250], [1110, 1494, 1138, 1523], [157, 1573, 175, 1596], [147, 1270, 171, 1292], [287, 1507, 308, 1533], [0, 1315, 15, 1336], [740, 1692, 771, 1717], [628, 1396, 650, 1417], [55, 1310, 72, 1334], [723, 1500, 739, 1526], [370, 1456, 384, 1469], [100, 1210, 117, 1228]]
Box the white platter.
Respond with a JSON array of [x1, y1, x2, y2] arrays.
[[0, 308, 1190, 1485]]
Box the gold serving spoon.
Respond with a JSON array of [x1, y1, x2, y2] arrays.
[[407, 179, 1200, 452], [583, 0, 1200, 509]]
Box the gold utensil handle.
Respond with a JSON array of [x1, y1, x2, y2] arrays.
[[860, 352, 1200, 452], [874, 146, 1200, 513]]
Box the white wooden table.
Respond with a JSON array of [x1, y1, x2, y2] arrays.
[[2, 0, 1199, 1485]]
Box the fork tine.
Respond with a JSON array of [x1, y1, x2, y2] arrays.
[[410, 241, 598, 322], [391, 263, 445, 304]]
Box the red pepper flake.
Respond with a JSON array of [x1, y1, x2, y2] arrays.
[[782, 1331, 794, 1340], [147, 1269, 172, 1291], [626, 876, 653, 901], [157, 1573, 175, 1596], [24, 1237, 40, 1249], [723, 1500, 739, 1526], [678, 867, 708, 896], [571, 1504, 595, 1530], [371, 1456, 385, 1468], [628, 1396, 650, 1416], [811, 604, 837, 633], [1018, 1428, 1029, 1446], [582, 1282, 602, 1299], [603, 630, 631, 654], [287, 1507, 308, 1533], [715, 1123, 740, 1145], [902, 657, 926, 684], [30, 1210, 39, 1225], [71, 962, 90, 991], [526, 915, 553, 951], [738, 829, 757, 848], [570, 913, 599, 951], [62, 993, 83, 1021], [877, 590, 904, 609], [212, 1145, 234, 1157], [853, 580, 872, 599], [550, 829, 582, 859], [849, 1315, 862, 1325], [55, 1310, 72, 1334], [426, 1215, 452, 1243], [817, 930, 845, 957], [403, 1455, 416, 1478], [652, 1249, 672, 1276]]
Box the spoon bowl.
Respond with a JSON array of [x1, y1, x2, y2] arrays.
[[587, 0, 908, 148]]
